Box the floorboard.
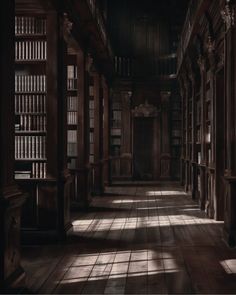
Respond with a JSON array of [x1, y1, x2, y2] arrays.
[[20, 184, 236, 294]]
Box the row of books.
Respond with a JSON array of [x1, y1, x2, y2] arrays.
[[89, 86, 94, 97], [15, 41, 47, 61], [111, 128, 121, 136], [111, 138, 121, 145], [15, 114, 46, 132], [67, 65, 78, 79], [67, 111, 77, 125], [114, 56, 132, 77], [68, 158, 77, 169], [112, 110, 122, 121], [90, 132, 94, 143], [67, 96, 78, 111], [89, 100, 94, 109], [89, 155, 94, 163], [89, 109, 94, 119], [67, 143, 77, 157], [207, 149, 212, 164], [90, 143, 94, 154], [15, 16, 47, 35], [15, 135, 46, 159], [15, 163, 47, 179], [90, 118, 94, 128], [15, 94, 46, 113], [15, 75, 46, 93], [197, 152, 201, 164], [111, 121, 121, 128], [197, 174, 201, 192], [67, 79, 77, 91], [67, 130, 77, 143]]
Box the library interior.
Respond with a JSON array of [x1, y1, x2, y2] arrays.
[[1, 0, 236, 293]]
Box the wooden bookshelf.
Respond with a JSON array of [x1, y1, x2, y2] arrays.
[[89, 75, 95, 164], [170, 94, 181, 179], [110, 100, 122, 156], [67, 55, 78, 170], [14, 15, 47, 181], [14, 7, 72, 242]]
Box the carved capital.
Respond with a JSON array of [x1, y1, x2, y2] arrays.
[[221, 1, 235, 30], [132, 100, 159, 117]]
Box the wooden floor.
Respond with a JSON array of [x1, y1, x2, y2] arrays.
[[21, 184, 236, 294]]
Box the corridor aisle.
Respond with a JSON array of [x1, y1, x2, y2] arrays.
[[22, 185, 236, 294]]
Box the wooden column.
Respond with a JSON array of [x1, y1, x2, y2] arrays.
[[223, 1, 236, 246], [102, 76, 110, 186], [75, 50, 91, 208], [0, 0, 26, 290], [93, 71, 103, 195]]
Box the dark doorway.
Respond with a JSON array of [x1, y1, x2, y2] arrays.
[[133, 118, 154, 180]]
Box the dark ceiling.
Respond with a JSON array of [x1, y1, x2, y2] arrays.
[[107, 0, 190, 56]]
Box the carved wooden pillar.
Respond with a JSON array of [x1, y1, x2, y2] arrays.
[[0, 0, 26, 290], [102, 76, 110, 186], [121, 91, 132, 178], [160, 91, 171, 179], [222, 0, 236, 246], [76, 51, 91, 208]]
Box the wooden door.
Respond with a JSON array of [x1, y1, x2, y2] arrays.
[[133, 118, 154, 180]]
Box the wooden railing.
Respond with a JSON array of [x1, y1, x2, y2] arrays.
[[110, 155, 133, 180], [114, 56, 132, 78], [157, 53, 177, 78]]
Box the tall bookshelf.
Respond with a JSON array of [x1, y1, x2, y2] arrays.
[[110, 99, 122, 156], [14, 10, 71, 238], [170, 95, 181, 179], [89, 75, 95, 164], [67, 55, 78, 170], [15, 15, 47, 180]]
